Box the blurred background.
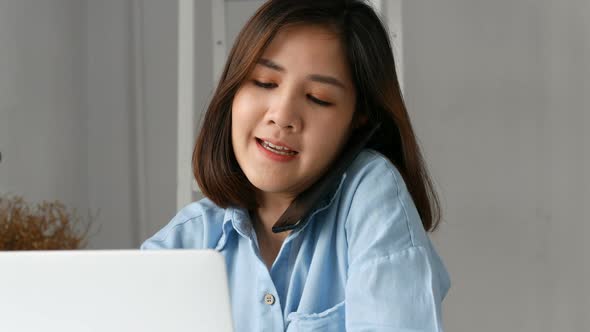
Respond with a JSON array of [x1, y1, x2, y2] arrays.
[[0, 0, 587, 331]]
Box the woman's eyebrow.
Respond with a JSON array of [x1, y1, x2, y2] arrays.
[[257, 58, 346, 89], [307, 74, 345, 89], [258, 58, 284, 72]]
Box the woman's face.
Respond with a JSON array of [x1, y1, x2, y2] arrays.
[[231, 24, 357, 202]]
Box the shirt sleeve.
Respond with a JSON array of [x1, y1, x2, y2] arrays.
[[139, 214, 205, 250], [344, 152, 450, 331], [345, 246, 447, 331]]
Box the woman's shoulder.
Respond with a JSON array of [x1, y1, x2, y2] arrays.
[[140, 198, 228, 250], [342, 148, 410, 202], [346, 148, 404, 182], [341, 149, 451, 299], [339, 148, 431, 251]]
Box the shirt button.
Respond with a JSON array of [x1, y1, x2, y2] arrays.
[[264, 293, 275, 305]]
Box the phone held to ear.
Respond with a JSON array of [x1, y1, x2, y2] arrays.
[[272, 122, 381, 233]]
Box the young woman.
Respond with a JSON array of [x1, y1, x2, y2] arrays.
[[142, 0, 451, 330]]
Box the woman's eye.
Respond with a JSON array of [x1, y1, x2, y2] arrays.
[[307, 94, 332, 107], [253, 80, 277, 89], [252, 80, 331, 107]]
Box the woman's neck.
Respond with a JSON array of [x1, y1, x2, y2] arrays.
[[251, 193, 293, 269], [253, 192, 293, 232]]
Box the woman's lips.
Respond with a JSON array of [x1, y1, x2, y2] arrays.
[[256, 137, 298, 153], [255, 138, 298, 162]]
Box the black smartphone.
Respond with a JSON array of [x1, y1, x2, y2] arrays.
[[272, 122, 381, 233]]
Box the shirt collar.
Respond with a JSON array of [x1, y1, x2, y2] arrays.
[[277, 172, 348, 234], [215, 171, 348, 251], [215, 206, 252, 251]]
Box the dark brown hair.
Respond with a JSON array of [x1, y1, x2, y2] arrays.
[[193, 0, 442, 232]]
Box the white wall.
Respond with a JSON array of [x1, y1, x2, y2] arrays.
[[135, 0, 179, 244], [0, 0, 87, 220], [85, 0, 135, 249], [403, 0, 589, 331], [0, 0, 179, 249], [85, 0, 179, 248]]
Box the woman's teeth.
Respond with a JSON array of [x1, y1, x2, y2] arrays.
[[261, 140, 297, 155]]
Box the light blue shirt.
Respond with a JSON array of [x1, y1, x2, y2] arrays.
[[141, 149, 451, 331]]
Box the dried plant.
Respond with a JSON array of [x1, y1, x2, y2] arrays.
[[0, 195, 97, 250]]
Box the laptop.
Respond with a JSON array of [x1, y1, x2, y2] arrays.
[[0, 249, 234, 332]]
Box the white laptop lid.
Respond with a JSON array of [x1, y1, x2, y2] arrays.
[[0, 249, 234, 332]]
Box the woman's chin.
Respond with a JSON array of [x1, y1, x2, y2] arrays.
[[252, 183, 293, 195], [249, 179, 301, 198]]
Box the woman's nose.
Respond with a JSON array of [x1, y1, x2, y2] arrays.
[[267, 91, 303, 132]]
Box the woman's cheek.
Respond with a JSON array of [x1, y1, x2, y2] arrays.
[[238, 86, 268, 112]]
